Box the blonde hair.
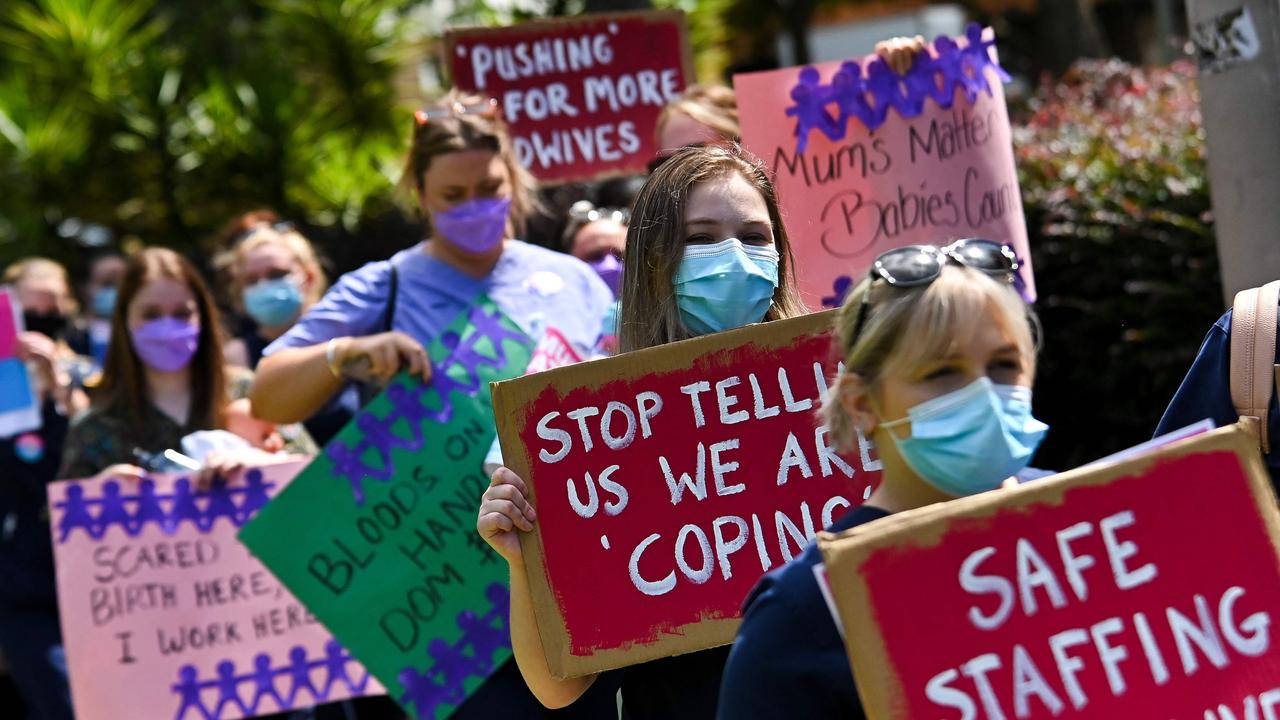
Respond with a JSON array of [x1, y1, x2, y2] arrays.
[[402, 90, 538, 237], [656, 84, 740, 144], [619, 144, 805, 353], [3, 257, 78, 314], [222, 225, 328, 309], [821, 264, 1039, 450]]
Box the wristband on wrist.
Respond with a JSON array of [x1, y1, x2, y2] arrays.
[[325, 338, 344, 378]]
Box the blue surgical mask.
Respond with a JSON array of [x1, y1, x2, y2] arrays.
[[92, 286, 117, 318], [880, 377, 1048, 496], [674, 239, 779, 336], [243, 277, 304, 327]]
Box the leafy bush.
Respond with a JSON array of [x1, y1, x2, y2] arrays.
[[1013, 58, 1222, 470]]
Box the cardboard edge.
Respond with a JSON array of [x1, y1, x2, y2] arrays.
[[818, 423, 1271, 718]]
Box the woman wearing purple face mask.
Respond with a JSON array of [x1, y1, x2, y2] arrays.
[[59, 248, 314, 484], [252, 91, 613, 432], [249, 91, 617, 720]]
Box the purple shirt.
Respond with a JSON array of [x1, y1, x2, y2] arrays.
[[265, 240, 613, 357]]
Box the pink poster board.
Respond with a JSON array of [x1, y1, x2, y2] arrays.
[[49, 460, 385, 720], [734, 25, 1035, 309]]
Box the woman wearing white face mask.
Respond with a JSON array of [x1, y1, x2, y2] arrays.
[[717, 240, 1050, 719], [476, 144, 807, 719]]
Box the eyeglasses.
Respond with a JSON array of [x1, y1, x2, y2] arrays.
[[414, 99, 499, 125], [846, 238, 1019, 348], [568, 201, 629, 226]]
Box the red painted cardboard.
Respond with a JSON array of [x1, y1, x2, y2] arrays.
[[492, 311, 883, 677], [819, 424, 1280, 719], [445, 11, 693, 184]]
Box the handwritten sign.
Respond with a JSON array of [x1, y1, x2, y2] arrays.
[[49, 460, 384, 720], [734, 25, 1035, 309], [492, 310, 881, 677], [0, 287, 40, 437], [819, 424, 1280, 718], [240, 297, 534, 720], [445, 11, 693, 183]]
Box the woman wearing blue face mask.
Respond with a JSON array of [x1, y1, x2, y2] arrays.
[[717, 240, 1051, 719], [476, 144, 807, 720], [250, 91, 617, 720], [223, 222, 327, 370]]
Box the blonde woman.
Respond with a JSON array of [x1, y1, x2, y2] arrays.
[[719, 240, 1050, 718], [478, 144, 807, 718]]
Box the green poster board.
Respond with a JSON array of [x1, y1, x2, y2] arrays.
[[240, 297, 534, 719]]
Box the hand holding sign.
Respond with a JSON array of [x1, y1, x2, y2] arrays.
[[477, 467, 538, 564]]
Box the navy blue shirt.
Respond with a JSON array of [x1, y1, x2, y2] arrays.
[[717, 505, 890, 720], [1155, 309, 1280, 485]]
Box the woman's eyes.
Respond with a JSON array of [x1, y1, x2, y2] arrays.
[[684, 234, 716, 245], [683, 233, 772, 246], [742, 233, 772, 246], [922, 365, 958, 381]]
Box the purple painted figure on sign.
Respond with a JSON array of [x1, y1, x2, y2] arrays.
[[248, 652, 288, 715], [56, 484, 95, 542], [785, 66, 838, 153], [398, 666, 455, 720], [212, 659, 250, 718], [200, 478, 241, 532], [131, 478, 168, 534], [95, 480, 132, 537], [169, 477, 204, 531], [238, 469, 273, 523], [171, 664, 211, 720], [283, 645, 320, 707], [319, 639, 365, 698]]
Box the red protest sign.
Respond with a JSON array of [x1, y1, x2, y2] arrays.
[[492, 311, 881, 677], [445, 11, 693, 184], [819, 424, 1280, 718], [734, 26, 1034, 310]]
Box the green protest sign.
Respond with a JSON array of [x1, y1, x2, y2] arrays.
[[239, 297, 534, 719]]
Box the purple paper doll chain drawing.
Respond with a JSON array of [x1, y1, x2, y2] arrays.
[[785, 23, 1010, 155], [325, 303, 527, 505]]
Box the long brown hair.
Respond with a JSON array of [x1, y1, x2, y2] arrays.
[[618, 144, 806, 353], [402, 90, 537, 237], [98, 248, 228, 434]]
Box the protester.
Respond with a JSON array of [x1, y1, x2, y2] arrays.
[[716, 240, 1050, 718], [57, 247, 307, 481], [478, 143, 807, 719], [250, 90, 617, 719], [78, 250, 127, 367], [222, 221, 327, 369], [0, 258, 93, 720], [218, 220, 356, 446], [649, 84, 741, 172], [562, 200, 627, 298], [1154, 304, 1280, 488]]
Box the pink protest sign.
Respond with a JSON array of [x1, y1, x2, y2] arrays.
[[49, 460, 385, 720], [734, 25, 1035, 309]]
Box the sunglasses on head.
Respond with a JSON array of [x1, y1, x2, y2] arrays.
[[414, 98, 499, 125], [568, 201, 629, 226], [847, 238, 1019, 347]]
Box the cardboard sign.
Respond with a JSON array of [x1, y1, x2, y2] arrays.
[[445, 11, 693, 183], [818, 424, 1280, 719], [492, 310, 882, 677], [0, 287, 41, 437], [734, 25, 1035, 310], [240, 297, 534, 720], [50, 460, 385, 720]]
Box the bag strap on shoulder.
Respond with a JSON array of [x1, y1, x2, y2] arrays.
[[1229, 280, 1280, 452]]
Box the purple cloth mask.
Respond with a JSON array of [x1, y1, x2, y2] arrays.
[[131, 317, 200, 372], [433, 197, 512, 254], [590, 254, 623, 296]]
